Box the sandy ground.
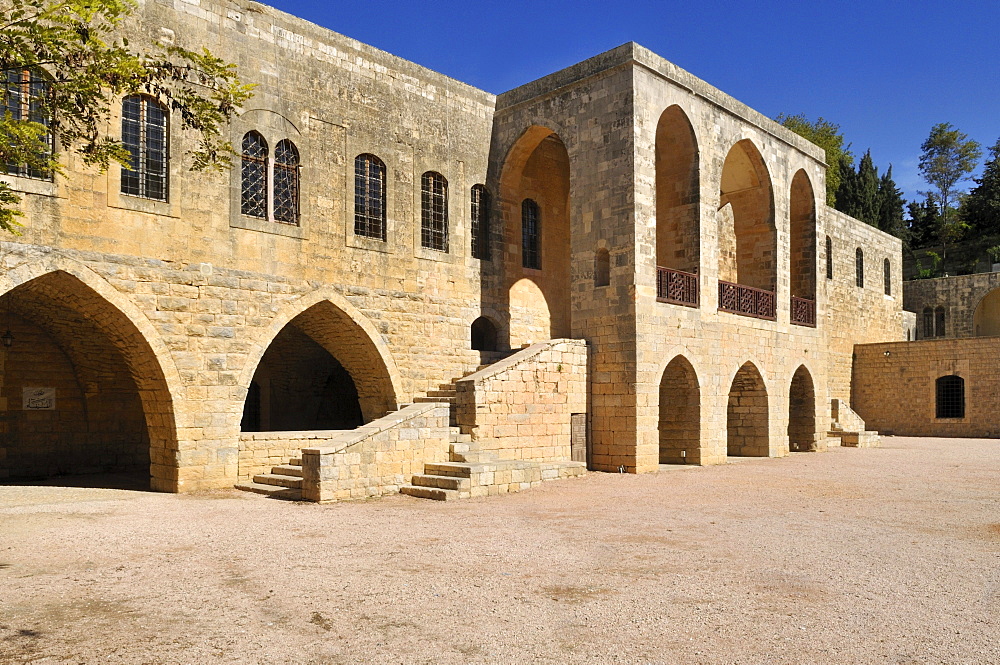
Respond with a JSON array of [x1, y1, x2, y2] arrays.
[[1, 436, 998, 665]]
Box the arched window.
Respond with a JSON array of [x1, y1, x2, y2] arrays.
[[470, 184, 489, 260], [935, 375, 964, 418], [884, 258, 891, 296], [121, 95, 168, 201], [825, 236, 833, 280], [855, 248, 864, 288], [421, 171, 448, 251], [522, 198, 541, 270], [273, 139, 299, 224], [2, 68, 52, 180], [595, 248, 610, 287], [935, 306, 946, 337], [241, 131, 268, 218], [471, 316, 498, 352], [922, 307, 934, 339], [354, 154, 386, 240]]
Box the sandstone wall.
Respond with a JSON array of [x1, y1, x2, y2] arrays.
[[903, 272, 1000, 339], [853, 338, 1000, 438]]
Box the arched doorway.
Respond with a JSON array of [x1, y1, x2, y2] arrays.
[[0, 271, 176, 489], [658, 356, 700, 464], [655, 105, 700, 278], [973, 287, 1000, 336], [727, 362, 769, 457], [471, 316, 499, 352], [241, 300, 397, 431], [718, 140, 776, 318], [787, 366, 816, 452], [500, 126, 571, 346]]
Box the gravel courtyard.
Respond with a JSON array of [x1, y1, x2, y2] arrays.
[[1, 436, 998, 665]]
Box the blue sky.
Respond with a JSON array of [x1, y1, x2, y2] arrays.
[[266, 0, 999, 203]]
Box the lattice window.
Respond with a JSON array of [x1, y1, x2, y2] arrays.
[[855, 247, 864, 288], [884, 258, 891, 296], [241, 132, 268, 219], [935, 306, 946, 337], [420, 171, 448, 251], [354, 154, 386, 240], [470, 184, 489, 260], [825, 236, 833, 280], [935, 375, 964, 418], [522, 198, 540, 270], [121, 95, 168, 201], [2, 68, 52, 180], [273, 139, 299, 224]]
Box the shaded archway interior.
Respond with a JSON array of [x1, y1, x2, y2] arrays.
[[499, 126, 571, 346], [656, 105, 700, 273], [0, 271, 176, 490], [658, 356, 700, 464], [973, 287, 1000, 337], [718, 140, 776, 292], [789, 170, 817, 299], [241, 300, 396, 431], [727, 362, 769, 457], [471, 316, 499, 352], [788, 366, 816, 451]]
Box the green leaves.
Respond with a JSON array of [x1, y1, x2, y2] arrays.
[[777, 113, 853, 207], [0, 0, 252, 231]]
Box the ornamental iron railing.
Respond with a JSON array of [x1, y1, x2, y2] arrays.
[[790, 296, 817, 327], [718, 280, 776, 320], [656, 267, 699, 307]]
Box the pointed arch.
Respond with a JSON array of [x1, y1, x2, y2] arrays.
[[655, 105, 700, 275], [718, 139, 776, 295], [658, 355, 701, 464], [788, 365, 817, 452], [789, 170, 817, 299], [727, 361, 769, 457]]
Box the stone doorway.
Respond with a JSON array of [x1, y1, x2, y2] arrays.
[[788, 366, 817, 452], [727, 362, 769, 457], [658, 355, 700, 464]]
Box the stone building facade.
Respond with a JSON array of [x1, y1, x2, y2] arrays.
[[904, 272, 1000, 339], [0, 0, 903, 495]]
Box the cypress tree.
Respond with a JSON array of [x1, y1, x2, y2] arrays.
[[876, 166, 906, 239], [962, 137, 1000, 237]]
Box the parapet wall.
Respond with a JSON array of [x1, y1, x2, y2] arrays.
[[453, 339, 588, 461], [300, 402, 451, 502]]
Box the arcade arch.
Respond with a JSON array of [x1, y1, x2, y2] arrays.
[[727, 362, 770, 457], [658, 356, 700, 464]]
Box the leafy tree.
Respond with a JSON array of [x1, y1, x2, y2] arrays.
[[962, 137, 1000, 237], [777, 113, 853, 206], [907, 194, 940, 249], [917, 122, 982, 268], [0, 0, 254, 231]]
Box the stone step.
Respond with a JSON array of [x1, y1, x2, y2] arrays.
[[449, 432, 473, 444], [413, 396, 455, 403], [451, 449, 498, 463], [423, 461, 475, 478], [400, 485, 468, 501], [425, 389, 457, 398], [271, 464, 303, 477], [411, 473, 471, 491], [252, 473, 302, 489], [235, 481, 302, 501], [289, 458, 301, 466]]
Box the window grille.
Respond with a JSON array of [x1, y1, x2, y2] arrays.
[[420, 171, 448, 251], [855, 247, 864, 288], [522, 198, 540, 270], [2, 68, 52, 180], [121, 95, 168, 201], [354, 154, 386, 240], [471, 184, 489, 260], [825, 236, 833, 280], [241, 132, 268, 219], [883, 258, 891, 296], [935, 375, 964, 418], [934, 306, 946, 337], [273, 139, 299, 224]]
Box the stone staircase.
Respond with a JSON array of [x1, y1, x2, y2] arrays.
[[235, 458, 304, 500], [828, 398, 881, 448], [400, 429, 586, 501]]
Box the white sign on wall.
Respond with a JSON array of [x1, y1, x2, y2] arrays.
[[23, 387, 56, 411]]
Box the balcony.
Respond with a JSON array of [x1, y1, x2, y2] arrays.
[[718, 280, 776, 320], [790, 296, 816, 327], [656, 267, 699, 307]]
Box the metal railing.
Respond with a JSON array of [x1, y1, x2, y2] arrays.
[[718, 280, 776, 320], [790, 296, 817, 327], [656, 267, 699, 307]]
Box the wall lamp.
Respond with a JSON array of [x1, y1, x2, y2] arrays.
[[1, 329, 13, 348], [883, 350, 891, 357]]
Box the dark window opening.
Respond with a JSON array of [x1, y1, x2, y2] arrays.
[[522, 198, 540, 270], [884, 258, 891, 296], [595, 248, 610, 287], [935, 306, 946, 337], [2, 68, 52, 180], [922, 307, 934, 339], [855, 247, 864, 288], [471, 184, 490, 260], [471, 316, 498, 352], [355, 153, 386, 240], [935, 375, 964, 418], [273, 139, 300, 224], [825, 236, 833, 280], [121, 95, 168, 201], [421, 171, 448, 251], [241, 131, 268, 218]]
